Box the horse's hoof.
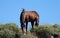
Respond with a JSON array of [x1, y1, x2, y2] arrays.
[[24, 33, 26, 35]]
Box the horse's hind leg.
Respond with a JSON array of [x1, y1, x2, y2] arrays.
[[26, 22, 28, 34], [21, 23, 26, 35], [21, 23, 24, 33], [21, 23, 26, 33]]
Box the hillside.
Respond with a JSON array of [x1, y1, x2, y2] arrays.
[[0, 23, 60, 38]]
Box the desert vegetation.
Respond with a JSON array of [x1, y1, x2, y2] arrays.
[[0, 23, 60, 38]]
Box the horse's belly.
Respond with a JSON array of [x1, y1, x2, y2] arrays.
[[25, 15, 36, 22], [25, 19, 33, 22]]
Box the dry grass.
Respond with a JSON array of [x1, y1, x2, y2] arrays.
[[20, 31, 38, 38]]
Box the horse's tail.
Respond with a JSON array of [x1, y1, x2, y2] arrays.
[[22, 9, 25, 13], [22, 8, 25, 20], [20, 8, 25, 23]]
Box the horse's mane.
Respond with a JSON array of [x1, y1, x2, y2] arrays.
[[32, 11, 39, 17]]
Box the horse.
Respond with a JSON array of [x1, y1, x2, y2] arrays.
[[20, 9, 39, 34]]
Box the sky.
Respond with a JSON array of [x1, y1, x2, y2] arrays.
[[0, 0, 60, 28]]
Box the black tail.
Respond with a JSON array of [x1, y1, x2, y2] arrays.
[[22, 9, 25, 13], [20, 8, 25, 23]]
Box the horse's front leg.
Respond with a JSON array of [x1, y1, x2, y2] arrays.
[[31, 21, 34, 30], [35, 20, 39, 27]]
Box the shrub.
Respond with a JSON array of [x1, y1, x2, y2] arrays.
[[0, 23, 20, 38], [30, 25, 55, 38]]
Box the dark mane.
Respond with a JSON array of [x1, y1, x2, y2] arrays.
[[32, 11, 39, 17]]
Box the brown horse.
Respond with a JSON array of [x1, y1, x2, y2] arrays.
[[20, 9, 39, 34]]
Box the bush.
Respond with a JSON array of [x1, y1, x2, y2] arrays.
[[0, 23, 21, 38], [30, 25, 55, 38], [0, 23, 37, 38], [0, 23, 60, 38]]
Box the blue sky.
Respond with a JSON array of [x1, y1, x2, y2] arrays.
[[0, 0, 60, 28]]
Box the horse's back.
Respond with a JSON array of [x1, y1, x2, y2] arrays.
[[24, 11, 39, 22], [24, 11, 39, 17]]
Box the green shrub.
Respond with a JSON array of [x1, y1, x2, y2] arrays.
[[30, 25, 55, 38], [0, 23, 20, 38], [0, 23, 60, 38]]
